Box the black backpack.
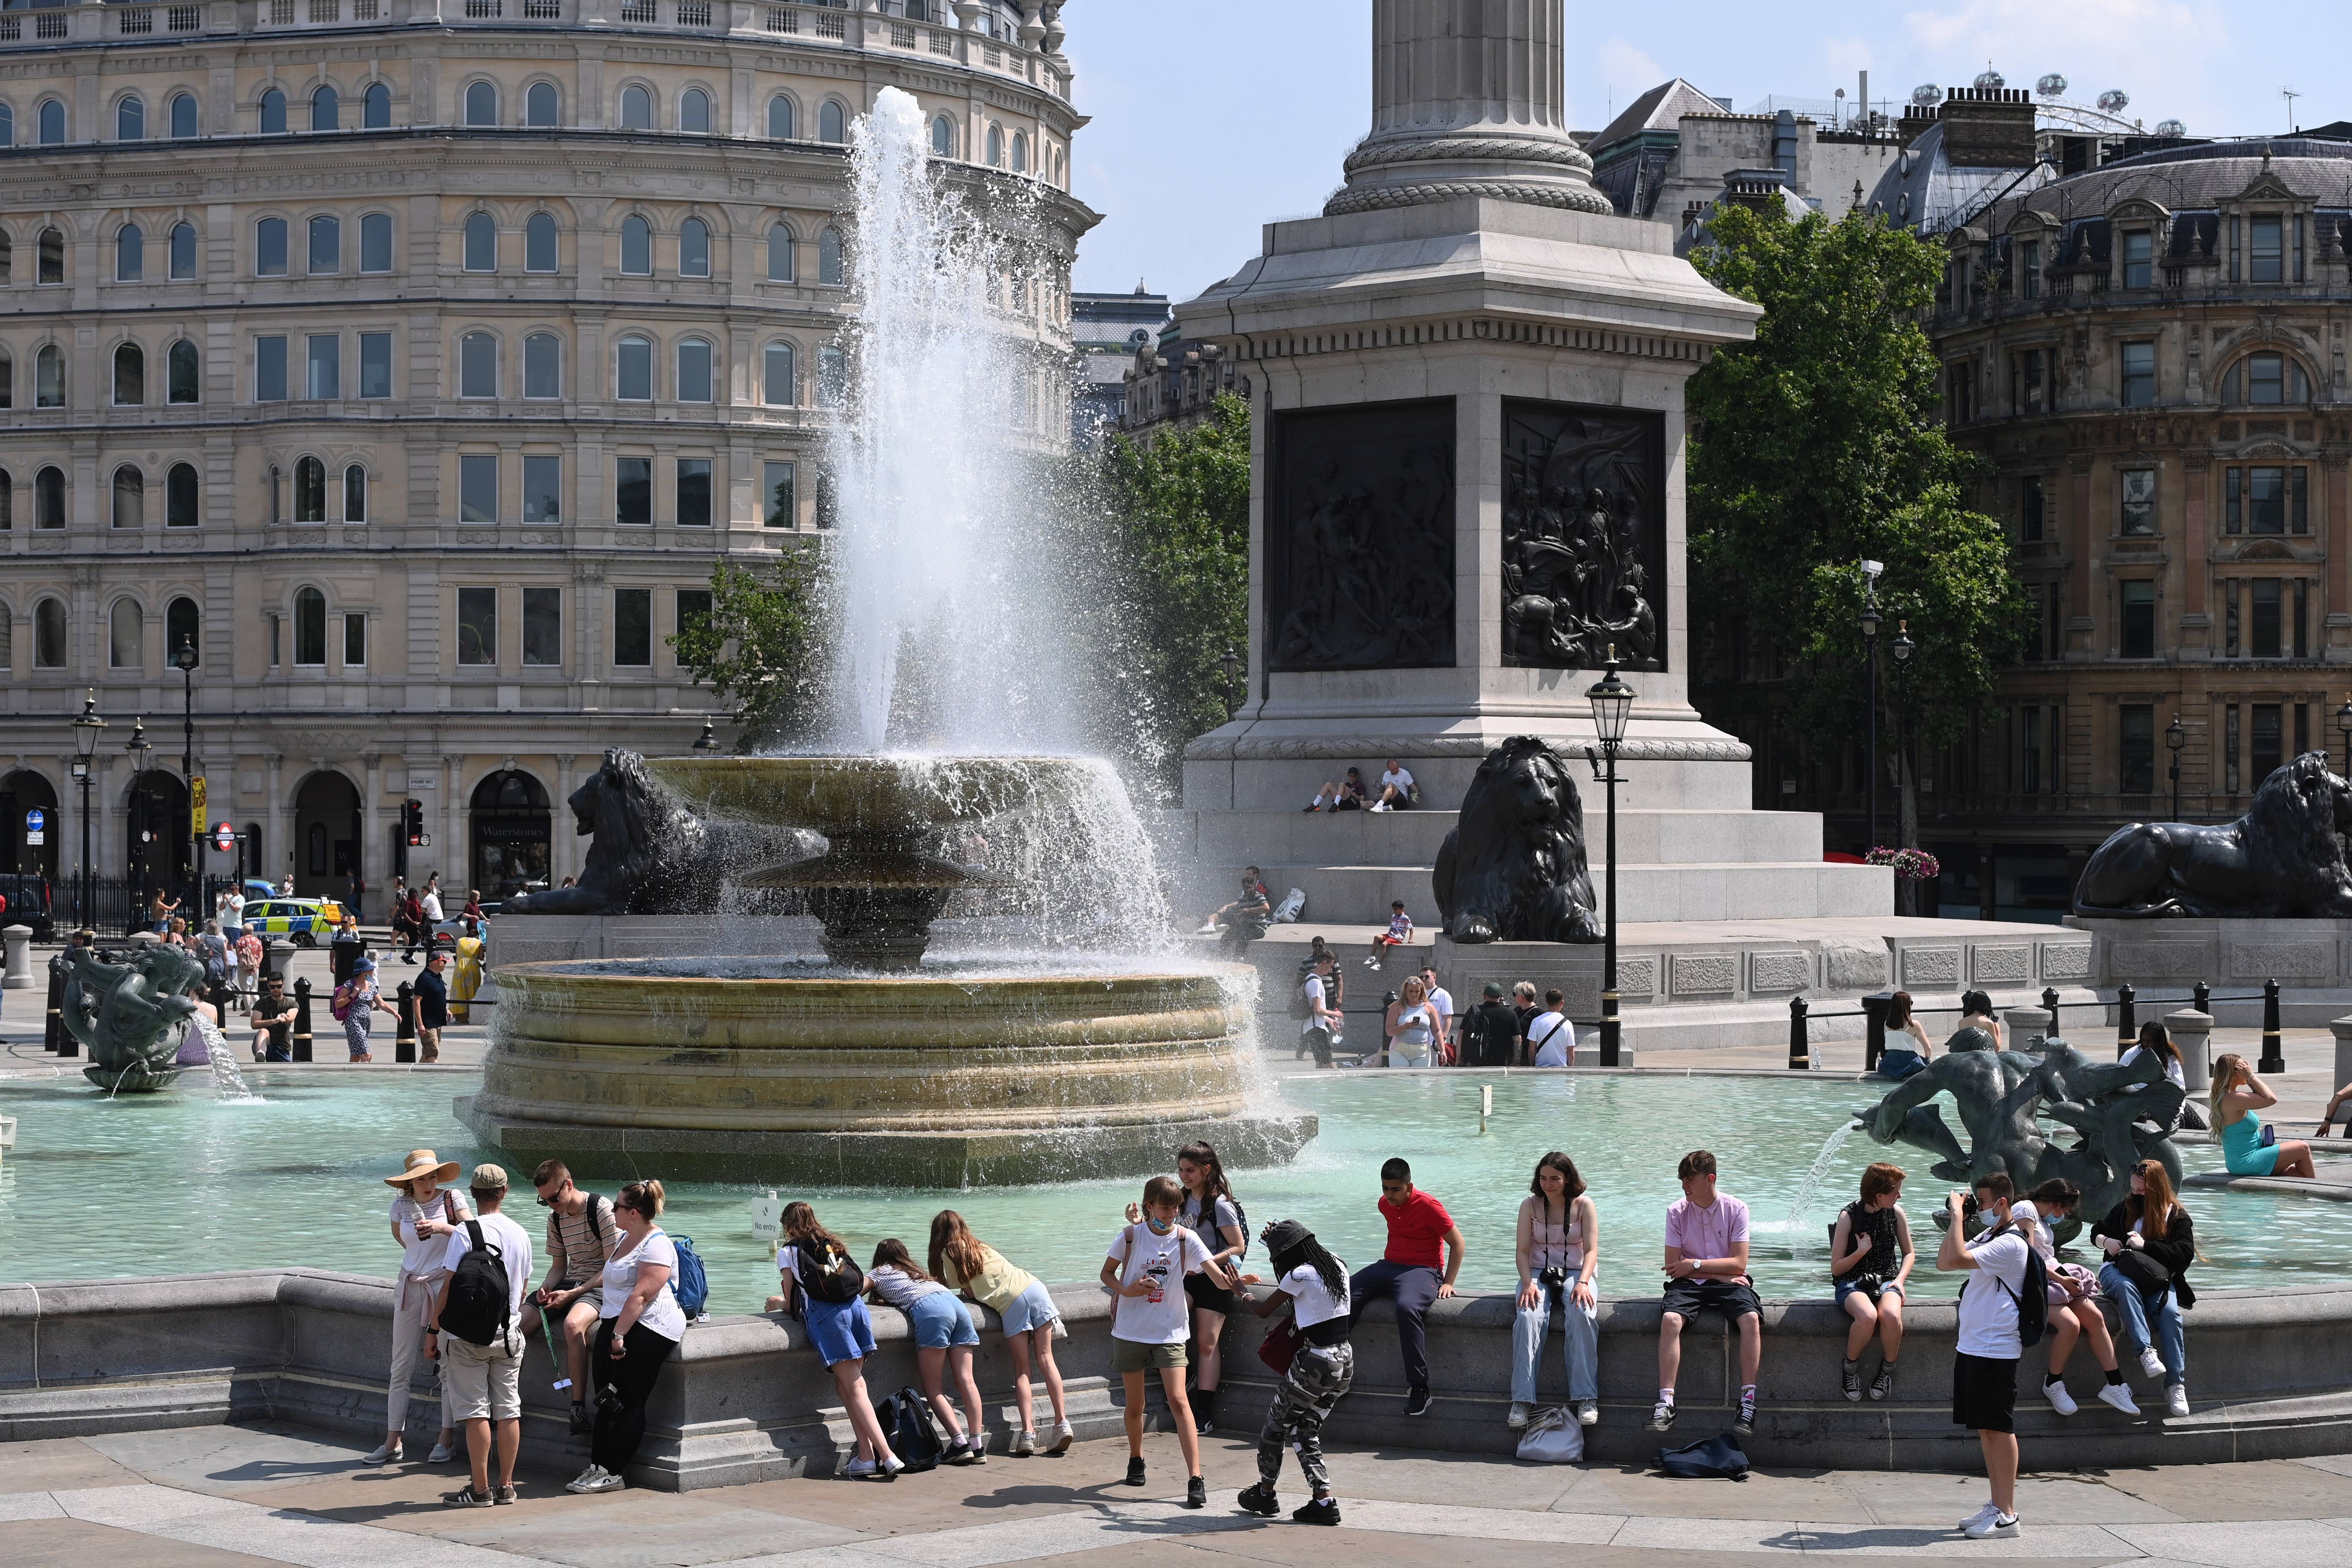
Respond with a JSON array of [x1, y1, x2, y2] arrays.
[[793, 1235, 865, 1305], [876, 1386, 945, 1473], [441, 1220, 514, 1347], [1658, 1432, 1750, 1480], [1964, 1224, 2050, 1347]]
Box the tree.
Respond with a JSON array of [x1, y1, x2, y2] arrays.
[[1687, 203, 2028, 841], [670, 547, 826, 749]]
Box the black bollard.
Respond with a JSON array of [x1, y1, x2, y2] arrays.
[[1860, 990, 1892, 1073], [2115, 983, 2136, 1058], [1787, 995, 1810, 1070], [394, 981, 417, 1064], [208, 975, 231, 1031], [292, 975, 315, 1063], [2042, 985, 2060, 1038], [2193, 979, 2211, 1015], [46, 953, 71, 1057], [2259, 977, 2285, 1073]]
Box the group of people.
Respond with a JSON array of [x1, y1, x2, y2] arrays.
[[1302, 760, 1420, 813], [1292, 939, 1576, 1070]]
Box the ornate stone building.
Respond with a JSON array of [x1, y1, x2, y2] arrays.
[[0, 0, 1089, 906]]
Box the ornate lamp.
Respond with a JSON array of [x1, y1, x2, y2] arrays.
[[71, 690, 104, 926], [693, 720, 719, 751], [1584, 649, 1633, 1067], [2166, 714, 2186, 820]]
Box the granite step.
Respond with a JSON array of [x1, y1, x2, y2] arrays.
[[1201, 859, 1890, 928], [1166, 806, 1827, 869]]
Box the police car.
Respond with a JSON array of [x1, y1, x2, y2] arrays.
[[240, 897, 347, 945]]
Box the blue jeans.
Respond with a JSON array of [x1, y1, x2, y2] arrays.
[[1510, 1283, 1598, 1405], [2099, 1264, 2185, 1387]]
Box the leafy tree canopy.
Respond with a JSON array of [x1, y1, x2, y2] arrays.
[[669, 547, 826, 749]]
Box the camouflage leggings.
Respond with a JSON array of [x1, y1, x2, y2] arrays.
[[1258, 1341, 1353, 1495]]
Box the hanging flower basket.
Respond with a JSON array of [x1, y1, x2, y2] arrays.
[[1866, 847, 1941, 881]]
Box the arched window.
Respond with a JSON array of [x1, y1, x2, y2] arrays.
[[360, 212, 392, 273], [35, 467, 66, 530], [168, 340, 199, 403], [38, 100, 65, 145], [2225, 351, 2311, 406], [343, 463, 367, 523], [308, 213, 339, 273], [293, 587, 326, 664], [615, 335, 653, 400], [166, 463, 199, 527], [931, 114, 955, 157], [763, 340, 797, 406], [117, 94, 144, 141], [34, 597, 66, 666], [294, 457, 327, 523], [986, 125, 1003, 166], [115, 223, 143, 281], [35, 345, 64, 408], [525, 82, 558, 128], [363, 82, 390, 128], [768, 94, 795, 139], [259, 89, 285, 134], [308, 84, 338, 133], [817, 343, 847, 408], [679, 217, 710, 278], [111, 466, 144, 530], [680, 87, 710, 134], [620, 84, 652, 131], [464, 81, 497, 127], [1011, 131, 1028, 173], [256, 216, 288, 276], [169, 92, 198, 139], [819, 100, 846, 144], [676, 338, 712, 403], [463, 211, 496, 272], [523, 332, 560, 398], [767, 223, 795, 281], [619, 215, 651, 275], [113, 342, 144, 405], [818, 226, 844, 286], [525, 212, 557, 273], [166, 596, 199, 662], [169, 221, 196, 280], [110, 599, 143, 667], [458, 331, 498, 397], [39, 226, 64, 284]]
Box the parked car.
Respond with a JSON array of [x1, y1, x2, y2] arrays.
[[0, 875, 56, 940], [241, 897, 347, 945]]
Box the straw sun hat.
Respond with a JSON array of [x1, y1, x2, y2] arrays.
[[382, 1149, 462, 1190]]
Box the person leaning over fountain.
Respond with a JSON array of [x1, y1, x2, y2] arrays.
[[1939, 1173, 2031, 1541], [930, 1212, 1073, 1456], [365, 1149, 472, 1467], [432, 1163, 534, 1507], [1651, 1149, 1761, 1437], [522, 1160, 621, 1435], [1829, 1162, 1914, 1403], [1510, 1151, 1600, 1431], [770, 1203, 904, 1481], [1102, 1175, 1244, 1508], [2093, 1159, 2200, 1418], [569, 1179, 685, 1495], [1234, 1220, 1353, 1526], [1348, 1158, 1463, 1418], [864, 1239, 988, 1465]]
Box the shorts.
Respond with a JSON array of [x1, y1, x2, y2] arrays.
[[1112, 1337, 1190, 1373], [1661, 1276, 1762, 1323], [1000, 1279, 1060, 1337], [1952, 1351, 2019, 1432], [1835, 1279, 1903, 1307], [908, 1291, 981, 1350], [441, 1330, 523, 1421], [417, 1026, 442, 1060], [803, 1296, 879, 1369], [1184, 1268, 1237, 1317]]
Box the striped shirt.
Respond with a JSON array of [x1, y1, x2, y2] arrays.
[[544, 1193, 621, 1288]]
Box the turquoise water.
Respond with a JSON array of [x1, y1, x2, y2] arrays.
[[0, 1068, 2336, 1315]]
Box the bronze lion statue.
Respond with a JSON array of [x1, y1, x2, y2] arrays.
[[507, 749, 806, 916], [2072, 750, 2352, 917], [1432, 736, 1602, 944]]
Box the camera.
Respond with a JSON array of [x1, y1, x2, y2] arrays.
[[1538, 1265, 1568, 1292]]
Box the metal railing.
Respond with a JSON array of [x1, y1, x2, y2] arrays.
[[1786, 977, 2287, 1075]]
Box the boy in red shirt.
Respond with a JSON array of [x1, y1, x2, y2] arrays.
[[1345, 1157, 1464, 1416]]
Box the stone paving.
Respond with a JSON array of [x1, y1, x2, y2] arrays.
[[5, 1421, 2352, 1567]]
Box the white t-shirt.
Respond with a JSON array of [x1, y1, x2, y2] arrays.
[[1276, 1260, 1348, 1328], [1105, 1221, 1213, 1345], [442, 1209, 535, 1323], [1955, 1228, 2031, 1359], [1382, 767, 1414, 796], [1527, 1011, 1573, 1066], [866, 1262, 948, 1311], [2120, 1045, 2187, 1090], [224, 893, 245, 926], [601, 1228, 687, 1340], [421, 891, 445, 921], [392, 1191, 468, 1275], [1301, 974, 1329, 1035], [2006, 1200, 2061, 1267], [1427, 987, 1454, 1033]]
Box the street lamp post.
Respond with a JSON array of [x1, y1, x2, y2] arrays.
[[1859, 561, 1884, 853], [2166, 715, 2187, 821], [1890, 620, 1914, 914], [126, 718, 151, 906], [1221, 644, 1242, 719], [173, 637, 200, 905], [693, 719, 719, 752], [71, 691, 105, 930], [1585, 648, 1634, 1069]]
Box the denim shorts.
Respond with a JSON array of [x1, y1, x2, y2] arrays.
[[909, 1290, 981, 1349], [999, 1279, 1060, 1337], [803, 1296, 879, 1369], [1835, 1278, 1903, 1307]]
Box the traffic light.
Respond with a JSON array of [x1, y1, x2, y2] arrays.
[[404, 799, 424, 846]]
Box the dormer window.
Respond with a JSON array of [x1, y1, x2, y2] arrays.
[[2250, 215, 2282, 282], [2021, 239, 2041, 299], [2122, 231, 2152, 289]]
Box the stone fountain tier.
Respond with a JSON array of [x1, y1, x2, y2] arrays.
[[458, 958, 1317, 1185]]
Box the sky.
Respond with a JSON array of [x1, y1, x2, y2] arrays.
[[1061, 0, 2342, 303]]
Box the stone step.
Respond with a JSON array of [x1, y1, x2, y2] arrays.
[[1211, 859, 1889, 928], [1167, 806, 1826, 869]]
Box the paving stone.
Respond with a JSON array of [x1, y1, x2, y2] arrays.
[[2087, 1459, 2352, 1522], [0, 1437, 146, 1496], [0, 1516, 282, 1568], [83, 1422, 387, 1497]]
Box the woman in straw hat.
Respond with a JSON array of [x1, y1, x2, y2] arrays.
[[365, 1149, 473, 1466]]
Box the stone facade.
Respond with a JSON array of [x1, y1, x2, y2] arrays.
[[0, 0, 1090, 906]]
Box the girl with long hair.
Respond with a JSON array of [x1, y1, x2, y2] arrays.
[[1235, 1220, 1352, 1525], [2010, 1178, 2135, 1416], [572, 1179, 683, 1494], [930, 1211, 1070, 1455], [866, 1239, 986, 1463], [1174, 1143, 1247, 1433], [2092, 1159, 2202, 1417], [1878, 991, 1933, 1077], [1509, 1151, 1601, 1429], [1385, 976, 1435, 1068], [770, 1203, 899, 1480], [2211, 1053, 2317, 1178]]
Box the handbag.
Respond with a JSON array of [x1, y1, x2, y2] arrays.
[[1256, 1314, 1302, 1375], [1515, 1405, 1584, 1464], [2110, 1246, 2172, 1293]]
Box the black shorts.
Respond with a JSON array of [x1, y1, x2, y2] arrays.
[[1661, 1276, 1761, 1323], [1952, 1351, 2019, 1432], [1184, 1269, 1236, 1317]]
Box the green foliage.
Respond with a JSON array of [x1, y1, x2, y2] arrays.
[[1688, 203, 2027, 747], [669, 547, 826, 749]]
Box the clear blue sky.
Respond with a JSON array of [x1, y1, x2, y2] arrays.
[[1063, 0, 2336, 302]]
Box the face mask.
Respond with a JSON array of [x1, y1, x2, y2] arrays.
[[1145, 1213, 1174, 1234]]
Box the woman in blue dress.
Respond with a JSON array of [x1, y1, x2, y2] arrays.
[[2210, 1053, 2317, 1178]]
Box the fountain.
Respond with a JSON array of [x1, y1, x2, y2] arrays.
[[463, 91, 1313, 1187], [62, 943, 205, 1093]]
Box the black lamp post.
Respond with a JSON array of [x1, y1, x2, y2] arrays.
[[2336, 698, 2352, 777], [173, 637, 200, 899], [693, 719, 719, 751], [126, 717, 151, 904], [1221, 644, 1241, 719], [1890, 619, 1914, 912], [2166, 714, 2186, 820], [71, 690, 105, 929], [1859, 561, 1884, 852], [1585, 648, 1634, 1068]]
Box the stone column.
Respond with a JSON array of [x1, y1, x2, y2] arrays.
[[2181, 452, 2210, 653], [2167, 1007, 2213, 1090], [362, 752, 384, 916], [2067, 455, 2095, 654], [442, 754, 464, 888], [2333, 1015, 2352, 1100], [2325, 452, 2352, 660], [264, 752, 285, 885], [553, 753, 577, 884]]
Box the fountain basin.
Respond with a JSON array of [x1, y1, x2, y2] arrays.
[[459, 957, 1316, 1185]]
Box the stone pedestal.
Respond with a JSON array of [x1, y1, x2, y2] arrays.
[[2168, 1007, 2214, 1088], [1, 925, 30, 990], [2076, 917, 2352, 1024]]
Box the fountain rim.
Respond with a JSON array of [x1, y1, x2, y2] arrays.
[[492, 956, 1255, 991]]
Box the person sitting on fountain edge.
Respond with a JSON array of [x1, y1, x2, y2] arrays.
[[1652, 1149, 1762, 1436], [1348, 1158, 1463, 1417], [1206, 868, 1272, 955]]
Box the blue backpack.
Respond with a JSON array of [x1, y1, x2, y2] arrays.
[[669, 1234, 709, 1319]]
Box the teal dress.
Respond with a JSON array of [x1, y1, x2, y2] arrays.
[[2221, 1109, 2280, 1176]]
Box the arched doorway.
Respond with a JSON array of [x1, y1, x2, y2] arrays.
[[470, 768, 551, 899], [292, 770, 363, 908], [125, 770, 191, 898], [0, 769, 60, 882]]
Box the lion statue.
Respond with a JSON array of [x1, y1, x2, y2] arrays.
[[2073, 750, 2352, 917], [64, 942, 206, 1091], [505, 749, 807, 916], [1432, 736, 1603, 944]]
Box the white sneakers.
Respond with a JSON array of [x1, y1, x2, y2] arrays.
[[427, 1441, 457, 1464], [2167, 1384, 2190, 1417], [2042, 1379, 2078, 1416], [566, 1464, 624, 1494], [1965, 1510, 2020, 1540], [1012, 1429, 1037, 1456], [1507, 1402, 1532, 1430], [2137, 1347, 2167, 1380], [2097, 1382, 2140, 1415], [1051, 1420, 1075, 1454], [1575, 1401, 1599, 1427], [361, 1440, 403, 1465]]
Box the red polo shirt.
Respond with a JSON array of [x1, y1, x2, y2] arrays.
[[1379, 1189, 1455, 1269]]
